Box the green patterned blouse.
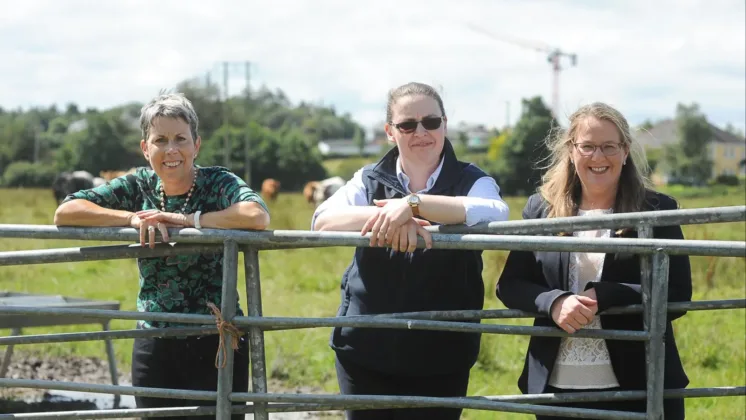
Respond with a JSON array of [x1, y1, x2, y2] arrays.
[[63, 165, 268, 329]]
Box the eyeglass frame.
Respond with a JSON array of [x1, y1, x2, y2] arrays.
[[572, 142, 626, 157]]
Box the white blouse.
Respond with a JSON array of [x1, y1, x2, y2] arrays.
[[548, 208, 620, 389]]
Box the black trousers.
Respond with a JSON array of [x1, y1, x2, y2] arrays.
[[335, 354, 470, 420], [535, 385, 685, 420], [131, 333, 250, 420]]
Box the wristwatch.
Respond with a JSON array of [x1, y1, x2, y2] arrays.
[[406, 193, 421, 217]]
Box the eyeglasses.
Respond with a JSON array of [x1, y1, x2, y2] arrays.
[[391, 116, 444, 134], [573, 142, 624, 157]]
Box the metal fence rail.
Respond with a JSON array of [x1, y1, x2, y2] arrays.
[[0, 205, 744, 419]]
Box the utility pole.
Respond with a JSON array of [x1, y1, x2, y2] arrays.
[[33, 125, 41, 163], [222, 62, 230, 168], [505, 101, 510, 130], [243, 61, 252, 187]]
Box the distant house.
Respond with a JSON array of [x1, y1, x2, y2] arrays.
[[635, 119, 746, 182], [449, 123, 493, 150], [317, 138, 388, 158], [66, 105, 141, 135]]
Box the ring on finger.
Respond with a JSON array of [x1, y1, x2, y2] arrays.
[[148, 226, 155, 232]]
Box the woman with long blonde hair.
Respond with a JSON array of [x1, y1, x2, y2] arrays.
[[496, 102, 691, 419]]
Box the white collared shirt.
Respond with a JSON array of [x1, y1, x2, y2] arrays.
[[311, 156, 510, 229]]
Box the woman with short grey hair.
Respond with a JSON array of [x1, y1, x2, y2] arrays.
[[54, 92, 269, 419]]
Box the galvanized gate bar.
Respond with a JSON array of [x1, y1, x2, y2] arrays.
[[100, 321, 120, 408], [0, 299, 738, 332], [227, 316, 650, 340], [0, 378, 216, 400], [647, 250, 670, 419], [244, 247, 269, 420], [216, 240, 239, 419], [365, 299, 746, 321], [2, 205, 744, 241], [0, 327, 218, 346], [0, 407, 218, 419], [0, 306, 647, 340], [0, 206, 743, 419], [1, 224, 744, 257], [0, 243, 222, 267], [228, 392, 647, 419], [0, 298, 738, 330], [638, 225, 655, 419], [430, 205, 746, 235]]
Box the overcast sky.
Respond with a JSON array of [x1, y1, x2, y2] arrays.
[[2, 0, 744, 135]]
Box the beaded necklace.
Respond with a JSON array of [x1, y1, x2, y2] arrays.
[[159, 167, 197, 213]]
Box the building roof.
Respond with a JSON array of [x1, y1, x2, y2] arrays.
[[635, 119, 745, 149]]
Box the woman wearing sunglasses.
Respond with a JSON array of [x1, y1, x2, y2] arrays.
[[496, 102, 691, 419], [312, 82, 510, 420]]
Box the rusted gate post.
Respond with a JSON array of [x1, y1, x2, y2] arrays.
[[217, 240, 239, 419], [244, 247, 268, 420]]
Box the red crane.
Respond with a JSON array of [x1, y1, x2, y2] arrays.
[[466, 23, 578, 119]]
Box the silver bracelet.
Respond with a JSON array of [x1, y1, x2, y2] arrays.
[[193, 210, 202, 229]]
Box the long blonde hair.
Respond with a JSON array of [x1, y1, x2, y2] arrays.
[[539, 102, 652, 219]]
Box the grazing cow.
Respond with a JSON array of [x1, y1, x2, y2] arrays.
[[307, 176, 346, 207], [303, 181, 321, 205], [261, 178, 281, 202], [52, 170, 95, 204]]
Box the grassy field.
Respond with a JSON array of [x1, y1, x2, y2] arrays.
[[0, 186, 744, 419]]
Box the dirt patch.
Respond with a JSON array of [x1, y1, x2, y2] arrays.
[[0, 351, 342, 419]]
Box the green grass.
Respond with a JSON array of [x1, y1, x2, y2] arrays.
[[0, 187, 744, 419]]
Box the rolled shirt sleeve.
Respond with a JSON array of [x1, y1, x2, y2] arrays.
[[311, 169, 368, 230], [462, 176, 510, 226]]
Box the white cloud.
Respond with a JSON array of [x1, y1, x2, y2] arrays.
[[1, 0, 744, 134]]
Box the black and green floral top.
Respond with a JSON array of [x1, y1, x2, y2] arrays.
[[63, 165, 268, 328]]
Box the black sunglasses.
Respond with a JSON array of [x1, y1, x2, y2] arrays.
[[391, 116, 444, 133]]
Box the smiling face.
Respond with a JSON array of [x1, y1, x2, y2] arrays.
[[384, 94, 446, 169], [570, 116, 629, 204], [140, 116, 201, 189]]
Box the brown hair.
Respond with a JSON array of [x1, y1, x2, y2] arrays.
[[386, 82, 446, 122], [539, 102, 652, 219]]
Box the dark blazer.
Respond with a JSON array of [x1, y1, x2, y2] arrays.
[[496, 190, 692, 394]]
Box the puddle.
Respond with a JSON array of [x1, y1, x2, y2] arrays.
[[44, 387, 136, 409], [0, 383, 136, 414]]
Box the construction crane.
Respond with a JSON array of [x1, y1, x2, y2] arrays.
[[466, 23, 577, 119]]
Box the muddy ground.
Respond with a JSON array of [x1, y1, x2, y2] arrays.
[[0, 351, 342, 419]]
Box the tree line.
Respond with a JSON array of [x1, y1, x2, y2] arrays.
[[0, 78, 364, 191], [0, 76, 738, 194]]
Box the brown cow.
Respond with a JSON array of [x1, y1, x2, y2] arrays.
[[303, 181, 321, 205], [304, 177, 346, 207], [261, 178, 281, 202]]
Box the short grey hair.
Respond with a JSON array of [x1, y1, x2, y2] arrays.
[[140, 92, 199, 141]]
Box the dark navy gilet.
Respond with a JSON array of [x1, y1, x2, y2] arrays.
[[330, 140, 489, 375]]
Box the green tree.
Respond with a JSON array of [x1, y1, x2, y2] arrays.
[[724, 122, 745, 138], [638, 119, 656, 131], [353, 127, 365, 156], [487, 129, 510, 162], [663, 103, 713, 185], [491, 96, 556, 195], [55, 111, 141, 174]]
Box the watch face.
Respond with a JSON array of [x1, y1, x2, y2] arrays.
[[408, 195, 420, 205]]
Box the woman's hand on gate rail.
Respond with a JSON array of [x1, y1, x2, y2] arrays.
[[362, 198, 414, 247], [388, 218, 433, 253], [550, 294, 598, 334], [129, 210, 186, 248]]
